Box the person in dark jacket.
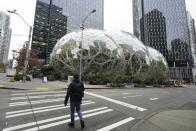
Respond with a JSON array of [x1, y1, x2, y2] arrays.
[[64, 73, 85, 129]]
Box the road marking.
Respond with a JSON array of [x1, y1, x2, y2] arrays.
[[6, 101, 95, 118], [122, 93, 129, 95], [85, 91, 147, 111], [150, 98, 159, 101], [6, 100, 92, 115], [35, 88, 48, 90], [9, 98, 65, 107], [0, 84, 4, 87], [96, 117, 135, 131], [23, 109, 113, 131], [11, 93, 66, 100], [3, 107, 109, 131], [123, 95, 142, 98], [11, 91, 66, 96]]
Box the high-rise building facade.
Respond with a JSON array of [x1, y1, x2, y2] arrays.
[[187, 12, 196, 84], [31, 0, 68, 63], [31, 0, 104, 63], [133, 0, 193, 82], [140, 9, 168, 60], [0, 11, 12, 65]]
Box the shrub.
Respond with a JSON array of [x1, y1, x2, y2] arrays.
[[134, 83, 146, 87], [47, 75, 56, 81], [14, 74, 23, 81], [111, 74, 126, 84], [153, 84, 161, 87], [83, 73, 127, 86], [109, 83, 125, 87], [83, 74, 109, 85]]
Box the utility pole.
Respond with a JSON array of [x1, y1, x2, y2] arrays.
[[7, 9, 32, 83], [23, 27, 32, 82], [79, 9, 96, 81]]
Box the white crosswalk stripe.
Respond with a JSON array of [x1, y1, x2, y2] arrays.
[[9, 98, 66, 107], [7, 100, 92, 115], [11, 91, 66, 96], [24, 109, 113, 131], [3, 107, 111, 131], [85, 91, 147, 111], [6, 101, 94, 118], [4, 91, 140, 131], [11, 93, 66, 100], [96, 117, 135, 131]]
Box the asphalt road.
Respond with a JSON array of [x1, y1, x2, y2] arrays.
[[0, 88, 196, 131]]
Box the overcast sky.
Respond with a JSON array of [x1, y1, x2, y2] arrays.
[[0, 0, 196, 59]]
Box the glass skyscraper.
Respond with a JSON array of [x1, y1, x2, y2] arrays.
[[32, 0, 104, 63], [133, 0, 193, 82], [187, 12, 196, 84], [0, 11, 12, 65], [140, 9, 168, 59]]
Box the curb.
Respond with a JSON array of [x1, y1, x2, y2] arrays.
[[0, 86, 27, 90], [130, 108, 176, 131], [0, 86, 188, 91], [0, 87, 132, 91]]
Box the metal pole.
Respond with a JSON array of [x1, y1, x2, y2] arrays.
[[23, 26, 32, 82], [7, 10, 32, 83], [79, 10, 96, 81], [79, 24, 84, 81]]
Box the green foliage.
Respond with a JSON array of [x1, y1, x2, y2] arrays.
[[47, 75, 56, 81], [33, 70, 42, 78], [83, 74, 110, 85], [152, 84, 161, 87], [14, 74, 23, 81], [14, 74, 31, 81], [134, 83, 146, 87], [83, 73, 126, 87], [133, 60, 169, 86], [133, 72, 147, 84], [109, 83, 125, 87], [110, 74, 126, 87], [40, 66, 54, 76], [32, 64, 72, 81]]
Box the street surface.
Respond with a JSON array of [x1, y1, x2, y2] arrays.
[[0, 88, 196, 131]]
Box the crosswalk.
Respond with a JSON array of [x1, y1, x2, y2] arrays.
[[3, 90, 147, 131]]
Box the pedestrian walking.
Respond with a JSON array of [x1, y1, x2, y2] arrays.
[[64, 73, 85, 129]]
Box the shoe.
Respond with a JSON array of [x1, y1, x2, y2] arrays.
[[80, 120, 85, 129], [68, 122, 74, 128]]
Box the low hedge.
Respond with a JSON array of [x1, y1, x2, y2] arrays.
[[14, 74, 31, 81]]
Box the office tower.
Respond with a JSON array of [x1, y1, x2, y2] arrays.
[[31, 0, 104, 63], [187, 12, 196, 84], [140, 9, 168, 59], [133, 0, 193, 82], [0, 11, 12, 65]]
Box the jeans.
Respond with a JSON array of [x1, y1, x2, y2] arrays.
[[70, 102, 83, 124]]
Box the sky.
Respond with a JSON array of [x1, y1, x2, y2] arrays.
[[0, 0, 195, 59]]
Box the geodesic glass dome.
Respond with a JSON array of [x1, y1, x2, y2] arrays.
[[50, 29, 167, 77]]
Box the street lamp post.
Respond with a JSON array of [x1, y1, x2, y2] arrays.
[[79, 9, 96, 81], [7, 9, 32, 83]]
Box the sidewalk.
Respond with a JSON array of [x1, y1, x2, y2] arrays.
[[131, 109, 196, 131], [0, 78, 118, 90]]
